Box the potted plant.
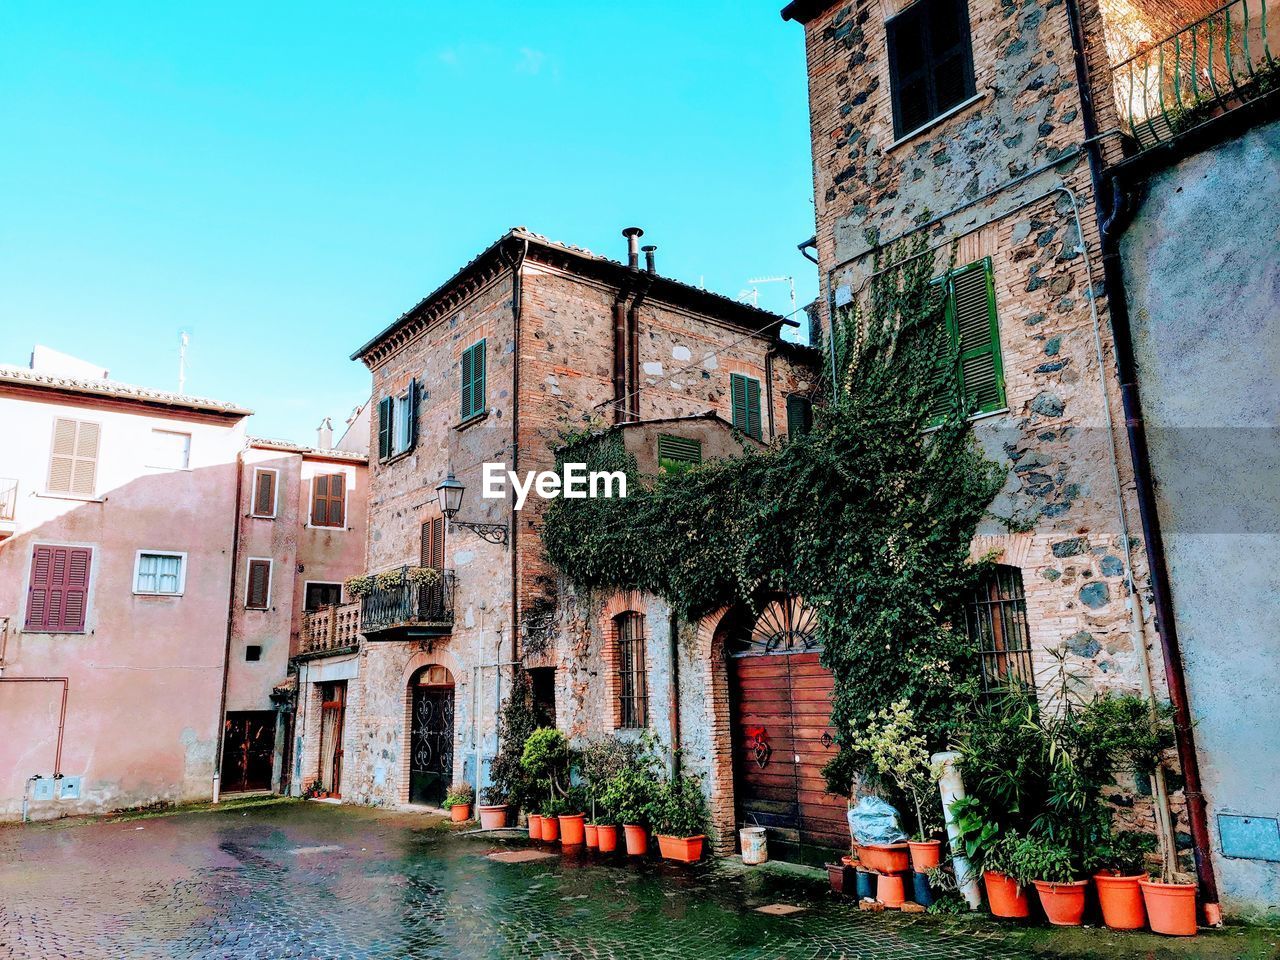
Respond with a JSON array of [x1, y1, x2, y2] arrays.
[[600, 766, 654, 856], [476, 785, 510, 829], [343, 574, 373, 599], [1007, 834, 1088, 926], [1140, 873, 1198, 936], [490, 668, 538, 830], [521, 727, 574, 844], [1094, 829, 1153, 930], [579, 735, 644, 854], [848, 699, 944, 873], [558, 786, 588, 847], [373, 568, 404, 590], [955, 812, 1030, 920], [650, 771, 710, 864], [528, 812, 543, 840], [442, 781, 474, 823], [540, 796, 567, 841], [405, 565, 441, 587]]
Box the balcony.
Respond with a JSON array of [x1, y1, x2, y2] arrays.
[[360, 567, 455, 640], [1110, 0, 1279, 152], [299, 600, 362, 657]]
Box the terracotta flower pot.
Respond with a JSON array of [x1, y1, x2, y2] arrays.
[[623, 823, 648, 856], [1094, 872, 1147, 930], [984, 870, 1030, 918], [876, 872, 906, 908], [449, 803, 471, 823], [1033, 879, 1089, 926], [656, 834, 705, 863], [908, 839, 942, 872], [1140, 878, 1198, 936], [528, 814, 543, 840], [478, 805, 509, 830], [559, 813, 587, 846], [540, 815, 560, 842], [827, 862, 852, 895], [596, 824, 619, 853], [856, 843, 911, 874], [584, 823, 599, 849]]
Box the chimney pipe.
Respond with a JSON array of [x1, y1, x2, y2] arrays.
[[316, 417, 333, 451], [622, 227, 644, 270], [642, 244, 657, 275]]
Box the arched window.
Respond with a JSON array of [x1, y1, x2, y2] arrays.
[[615, 612, 648, 729], [966, 565, 1035, 692]]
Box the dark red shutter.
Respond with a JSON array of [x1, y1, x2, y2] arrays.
[[247, 560, 271, 609], [328, 473, 345, 527], [26, 545, 91, 632], [311, 475, 328, 526], [253, 470, 276, 516], [311, 474, 345, 527], [420, 516, 445, 569]]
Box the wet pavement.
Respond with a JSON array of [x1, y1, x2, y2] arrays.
[[1, 802, 1275, 959]]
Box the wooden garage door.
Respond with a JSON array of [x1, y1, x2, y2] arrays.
[[730, 597, 847, 850]]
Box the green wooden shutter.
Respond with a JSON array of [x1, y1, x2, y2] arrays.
[[785, 395, 812, 437], [407, 379, 420, 450], [950, 259, 1004, 414], [730, 374, 762, 439], [460, 347, 474, 419], [745, 377, 762, 439], [377, 396, 393, 459], [926, 296, 957, 427], [461, 341, 486, 420], [657, 434, 702, 474]]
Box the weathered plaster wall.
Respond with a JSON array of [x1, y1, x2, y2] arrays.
[[1120, 118, 1280, 919]]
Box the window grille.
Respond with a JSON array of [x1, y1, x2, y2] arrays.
[[616, 612, 648, 729], [966, 565, 1035, 693]]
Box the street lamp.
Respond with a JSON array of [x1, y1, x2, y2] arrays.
[[435, 472, 508, 546]]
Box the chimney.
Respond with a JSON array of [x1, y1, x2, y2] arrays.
[[316, 417, 333, 451], [622, 227, 644, 270], [642, 244, 657, 275]]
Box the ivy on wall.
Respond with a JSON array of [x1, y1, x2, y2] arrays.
[[543, 240, 1005, 794]]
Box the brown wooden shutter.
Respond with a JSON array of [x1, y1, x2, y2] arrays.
[[420, 516, 445, 569], [311, 475, 328, 526], [311, 473, 345, 527], [328, 473, 345, 526], [26, 544, 92, 632], [48, 419, 99, 495], [253, 470, 276, 516], [246, 559, 271, 609]]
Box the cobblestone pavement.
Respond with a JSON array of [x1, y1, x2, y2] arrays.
[[1, 802, 1275, 960]]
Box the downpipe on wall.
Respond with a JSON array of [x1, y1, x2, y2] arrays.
[[213, 449, 247, 804]]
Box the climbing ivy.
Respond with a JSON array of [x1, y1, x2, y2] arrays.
[[542, 239, 1005, 795]]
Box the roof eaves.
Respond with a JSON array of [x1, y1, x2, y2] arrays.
[[0, 366, 252, 417]]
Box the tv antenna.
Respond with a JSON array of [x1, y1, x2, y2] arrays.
[[178, 332, 190, 394]]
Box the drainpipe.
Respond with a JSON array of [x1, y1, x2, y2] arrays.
[[627, 272, 654, 423], [501, 237, 529, 662], [213, 449, 246, 803], [0, 677, 69, 778], [1063, 0, 1220, 918], [668, 610, 681, 777], [764, 347, 777, 439]]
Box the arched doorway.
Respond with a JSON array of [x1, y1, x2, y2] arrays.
[[408, 664, 455, 805], [726, 595, 846, 853]]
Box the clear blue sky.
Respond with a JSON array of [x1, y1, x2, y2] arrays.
[[0, 2, 817, 444]]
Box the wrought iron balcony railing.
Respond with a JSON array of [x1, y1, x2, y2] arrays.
[[1111, 0, 1278, 151], [300, 600, 362, 656], [360, 568, 456, 638], [0, 478, 16, 522]]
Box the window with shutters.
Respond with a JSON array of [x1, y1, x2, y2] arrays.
[[420, 515, 446, 569], [786, 395, 813, 437], [377, 382, 420, 461], [147, 430, 190, 470], [927, 258, 1005, 426], [133, 551, 186, 595], [729, 374, 763, 440], [310, 473, 346, 528], [25, 544, 92, 633], [615, 612, 648, 729], [657, 435, 702, 475], [251, 468, 279, 518], [966, 565, 1036, 693], [377, 396, 394, 460], [886, 0, 977, 139], [245, 558, 272, 609], [460, 340, 487, 421], [304, 582, 342, 611], [47, 418, 100, 497]]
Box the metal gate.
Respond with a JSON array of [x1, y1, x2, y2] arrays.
[[729, 597, 846, 851], [409, 665, 454, 805], [220, 710, 276, 793]]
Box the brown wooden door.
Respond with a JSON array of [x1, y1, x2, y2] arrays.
[[318, 682, 346, 797], [221, 711, 276, 792]]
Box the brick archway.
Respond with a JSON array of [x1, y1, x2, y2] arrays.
[[399, 648, 464, 804], [599, 590, 648, 730], [694, 605, 738, 853]]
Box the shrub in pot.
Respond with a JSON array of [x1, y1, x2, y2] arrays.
[[1094, 830, 1154, 930], [522, 727, 575, 843], [557, 786, 588, 846], [600, 766, 655, 856], [972, 830, 1030, 919], [442, 781, 475, 823], [489, 668, 539, 822], [649, 771, 710, 864], [1007, 834, 1088, 927], [477, 785, 510, 830], [540, 795, 568, 842], [579, 734, 647, 851]]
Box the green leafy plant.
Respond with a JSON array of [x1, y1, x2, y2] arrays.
[[600, 765, 658, 827], [1007, 833, 1082, 885], [1095, 829, 1156, 876], [478, 785, 505, 806], [521, 727, 573, 809], [541, 795, 571, 818], [579, 734, 648, 822], [442, 781, 474, 810], [648, 771, 711, 838], [487, 668, 538, 810], [847, 699, 942, 840]]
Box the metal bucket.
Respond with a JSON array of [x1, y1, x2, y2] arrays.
[[740, 827, 768, 865]]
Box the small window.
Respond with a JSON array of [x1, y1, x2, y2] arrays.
[[26, 544, 92, 632], [252, 468, 278, 518], [310, 473, 346, 527], [729, 374, 762, 440], [616, 612, 649, 729], [461, 340, 487, 421], [47, 418, 100, 496], [245, 645, 262, 662], [148, 430, 191, 470], [928, 259, 1005, 425], [304, 582, 342, 612], [377, 382, 420, 460], [657, 435, 702, 474], [886, 0, 977, 139], [245, 558, 272, 609], [967, 565, 1035, 693], [134, 551, 186, 595], [786, 395, 813, 437]]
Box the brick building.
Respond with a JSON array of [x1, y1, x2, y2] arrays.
[[291, 227, 818, 810]]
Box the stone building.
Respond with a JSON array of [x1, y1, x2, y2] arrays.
[[781, 0, 1277, 918], [291, 227, 818, 810]]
